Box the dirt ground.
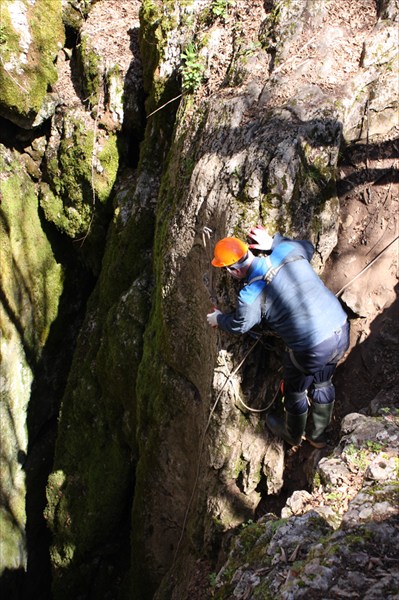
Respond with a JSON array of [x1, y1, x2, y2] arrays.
[[327, 136, 398, 413]]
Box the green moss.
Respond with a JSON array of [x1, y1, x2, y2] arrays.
[[40, 117, 118, 241], [45, 181, 156, 596], [261, 192, 283, 210], [267, 517, 288, 536], [97, 135, 119, 201], [238, 522, 266, 553], [233, 456, 246, 478], [0, 148, 63, 355], [140, 0, 178, 90], [0, 11, 20, 60], [78, 34, 101, 108], [45, 398, 133, 592], [363, 480, 399, 500], [139, 0, 184, 114], [1, 146, 63, 574], [0, 507, 27, 574], [313, 472, 321, 489], [62, 0, 94, 31], [0, 0, 64, 124]]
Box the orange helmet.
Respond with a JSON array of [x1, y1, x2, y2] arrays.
[[211, 237, 248, 267]]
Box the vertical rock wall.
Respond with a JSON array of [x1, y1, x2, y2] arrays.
[[0, 146, 63, 574], [0, 0, 397, 599], [0, 0, 142, 596], [128, 1, 398, 598]]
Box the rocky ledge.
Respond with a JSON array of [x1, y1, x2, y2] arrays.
[[214, 400, 399, 599]]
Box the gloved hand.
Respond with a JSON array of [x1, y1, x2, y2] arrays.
[[248, 225, 273, 251], [207, 308, 222, 328]]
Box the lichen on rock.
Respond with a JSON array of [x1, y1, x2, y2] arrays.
[[39, 109, 118, 268], [0, 144, 63, 575], [213, 411, 399, 600], [0, 0, 65, 128]]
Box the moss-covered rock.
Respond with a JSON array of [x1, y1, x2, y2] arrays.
[[39, 109, 118, 272], [0, 0, 64, 128], [43, 167, 156, 597], [0, 144, 63, 575], [76, 33, 102, 109], [343, 21, 399, 142], [62, 0, 99, 32]]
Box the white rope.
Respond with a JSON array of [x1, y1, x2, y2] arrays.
[[221, 351, 278, 414], [335, 235, 399, 297], [173, 336, 261, 565]]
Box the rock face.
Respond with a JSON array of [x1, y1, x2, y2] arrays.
[[0, 145, 63, 574], [214, 408, 399, 600], [0, 0, 64, 128], [0, 1, 398, 599]]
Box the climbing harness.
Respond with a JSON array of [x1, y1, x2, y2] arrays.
[[248, 254, 304, 286], [313, 379, 333, 390]]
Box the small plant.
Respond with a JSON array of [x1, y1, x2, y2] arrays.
[[211, 0, 236, 20], [364, 440, 383, 453], [344, 443, 369, 470], [180, 43, 204, 93], [0, 25, 7, 45], [326, 490, 343, 501], [238, 41, 262, 58], [209, 572, 218, 587], [241, 518, 254, 529]]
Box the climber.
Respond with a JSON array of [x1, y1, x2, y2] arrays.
[[206, 226, 349, 448]]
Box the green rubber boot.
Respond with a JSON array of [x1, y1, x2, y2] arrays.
[[306, 401, 335, 448], [266, 410, 308, 446]]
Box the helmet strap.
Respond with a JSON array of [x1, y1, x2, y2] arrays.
[[230, 252, 252, 270]]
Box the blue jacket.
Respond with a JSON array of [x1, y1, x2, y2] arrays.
[[217, 234, 347, 351]]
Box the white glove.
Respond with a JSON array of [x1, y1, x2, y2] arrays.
[[207, 309, 222, 328], [248, 225, 273, 251]]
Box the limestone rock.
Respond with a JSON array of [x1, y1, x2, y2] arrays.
[[0, 145, 63, 575], [0, 0, 65, 128], [215, 412, 399, 599]]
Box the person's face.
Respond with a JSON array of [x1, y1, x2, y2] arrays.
[[223, 265, 246, 280]]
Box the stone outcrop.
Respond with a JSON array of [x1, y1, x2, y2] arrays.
[[0, 145, 63, 573], [214, 407, 399, 599], [0, 1, 398, 599], [0, 0, 64, 128]]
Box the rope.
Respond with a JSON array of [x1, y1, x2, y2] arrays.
[[220, 351, 278, 414], [231, 380, 281, 414], [146, 92, 184, 118], [335, 235, 399, 298], [173, 335, 261, 566]]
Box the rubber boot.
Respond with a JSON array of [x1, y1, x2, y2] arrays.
[[266, 410, 308, 446], [306, 401, 335, 448]]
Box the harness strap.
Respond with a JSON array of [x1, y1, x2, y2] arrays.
[[288, 349, 308, 373], [248, 254, 304, 285]]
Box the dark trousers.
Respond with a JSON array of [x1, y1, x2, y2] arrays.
[[283, 321, 350, 414]]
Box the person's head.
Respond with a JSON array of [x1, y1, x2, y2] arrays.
[[211, 237, 253, 279]]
